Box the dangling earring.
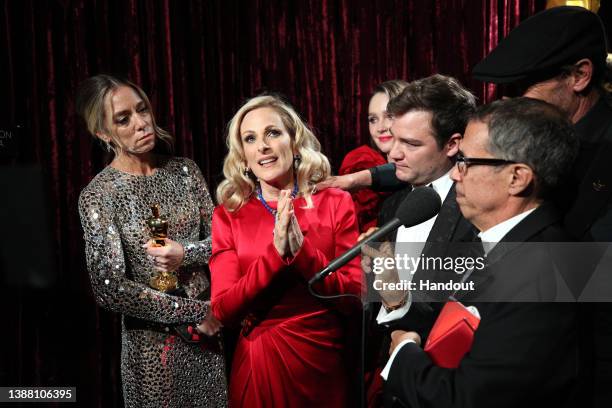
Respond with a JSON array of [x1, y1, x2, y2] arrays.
[[293, 154, 301, 169], [243, 166, 251, 177], [105, 142, 112, 152]]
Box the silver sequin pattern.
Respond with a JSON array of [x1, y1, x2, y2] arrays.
[[79, 157, 227, 407]]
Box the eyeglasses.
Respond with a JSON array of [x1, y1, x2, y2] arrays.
[[455, 154, 517, 175]]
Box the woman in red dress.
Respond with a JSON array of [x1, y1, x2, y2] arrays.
[[339, 80, 409, 232], [210, 95, 362, 407]]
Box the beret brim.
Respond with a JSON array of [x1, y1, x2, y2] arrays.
[[472, 6, 608, 84]]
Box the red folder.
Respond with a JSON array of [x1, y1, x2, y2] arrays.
[[423, 301, 480, 368]]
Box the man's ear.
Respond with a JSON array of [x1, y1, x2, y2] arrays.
[[508, 164, 535, 196], [571, 59, 594, 93], [445, 133, 462, 157]]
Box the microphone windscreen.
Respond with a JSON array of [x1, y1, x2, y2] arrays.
[[395, 186, 442, 227]]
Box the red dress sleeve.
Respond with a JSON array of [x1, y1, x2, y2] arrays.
[[339, 145, 389, 232], [210, 206, 290, 326]]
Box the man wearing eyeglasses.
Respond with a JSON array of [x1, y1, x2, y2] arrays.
[[384, 97, 584, 408], [472, 8, 612, 407]]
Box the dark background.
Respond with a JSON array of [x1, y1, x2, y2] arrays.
[[2, 0, 609, 406]]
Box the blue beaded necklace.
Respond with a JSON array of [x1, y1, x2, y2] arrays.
[[256, 181, 299, 221]]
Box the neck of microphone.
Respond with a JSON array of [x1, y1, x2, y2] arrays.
[[307, 217, 402, 286], [307, 186, 442, 287]]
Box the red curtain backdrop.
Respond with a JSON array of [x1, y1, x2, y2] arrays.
[[0, 1, 551, 406]]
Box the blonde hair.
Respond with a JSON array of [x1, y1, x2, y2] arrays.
[[75, 74, 173, 157], [216, 95, 331, 212]]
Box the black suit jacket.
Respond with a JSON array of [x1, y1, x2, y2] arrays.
[[363, 183, 477, 395], [371, 184, 477, 332], [563, 98, 612, 241], [384, 204, 586, 408], [560, 99, 612, 407], [378, 184, 475, 244]]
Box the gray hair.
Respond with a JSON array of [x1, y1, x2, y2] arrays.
[[471, 97, 578, 198]]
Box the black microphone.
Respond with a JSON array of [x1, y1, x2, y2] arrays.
[[308, 186, 442, 286]]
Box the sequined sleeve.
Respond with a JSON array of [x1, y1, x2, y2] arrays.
[[79, 187, 208, 325], [177, 158, 215, 268]]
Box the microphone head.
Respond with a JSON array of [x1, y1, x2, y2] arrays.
[[395, 186, 442, 227]]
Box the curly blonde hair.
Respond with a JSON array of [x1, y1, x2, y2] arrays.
[[216, 95, 331, 212]]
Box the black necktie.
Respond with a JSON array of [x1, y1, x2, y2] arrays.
[[471, 235, 486, 260]]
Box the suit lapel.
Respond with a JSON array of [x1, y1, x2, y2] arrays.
[[427, 185, 462, 243], [421, 185, 477, 260], [412, 185, 476, 302], [485, 203, 560, 265], [379, 187, 411, 242], [458, 204, 561, 301]]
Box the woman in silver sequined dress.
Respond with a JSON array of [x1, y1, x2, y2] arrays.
[[76, 75, 227, 407]]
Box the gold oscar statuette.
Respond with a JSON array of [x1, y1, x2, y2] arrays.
[[147, 204, 178, 292]]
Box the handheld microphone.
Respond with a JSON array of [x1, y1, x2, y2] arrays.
[[308, 186, 442, 286]]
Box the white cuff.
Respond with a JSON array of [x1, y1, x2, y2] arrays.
[[380, 339, 415, 380]]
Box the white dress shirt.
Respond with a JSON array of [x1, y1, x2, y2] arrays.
[[478, 208, 536, 255], [376, 172, 453, 324]]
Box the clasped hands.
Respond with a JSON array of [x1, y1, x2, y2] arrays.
[[273, 189, 304, 258]]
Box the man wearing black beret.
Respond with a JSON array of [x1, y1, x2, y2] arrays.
[[473, 6, 612, 242], [473, 7, 611, 408]]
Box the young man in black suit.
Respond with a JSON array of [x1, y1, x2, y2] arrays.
[[384, 98, 584, 408], [370, 74, 477, 313], [361, 74, 477, 406]]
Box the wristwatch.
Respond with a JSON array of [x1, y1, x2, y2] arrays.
[[383, 295, 408, 313]]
